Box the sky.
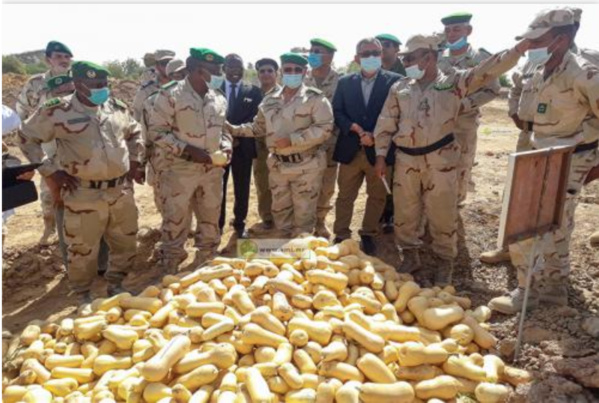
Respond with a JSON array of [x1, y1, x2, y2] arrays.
[[2, 3, 599, 69]]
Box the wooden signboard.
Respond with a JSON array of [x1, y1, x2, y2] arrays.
[[497, 146, 573, 248]]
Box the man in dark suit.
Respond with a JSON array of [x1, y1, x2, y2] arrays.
[[219, 54, 263, 238], [332, 38, 402, 255]]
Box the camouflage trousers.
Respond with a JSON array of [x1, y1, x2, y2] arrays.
[[393, 148, 459, 260], [62, 185, 138, 293], [316, 144, 339, 222], [40, 179, 56, 235], [254, 137, 273, 224], [334, 148, 387, 238], [269, 150, 326, 236], [158, 163, 224, 263], [455, 123, 478, 204], [510, 148, 598, 289]]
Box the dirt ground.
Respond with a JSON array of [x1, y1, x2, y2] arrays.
[[2, 75, 599, 401]]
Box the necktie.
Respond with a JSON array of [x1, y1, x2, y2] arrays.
[[228, 83, 237, 116]]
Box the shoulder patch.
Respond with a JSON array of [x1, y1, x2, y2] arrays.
[[434, 82, 455, 91], [306, 86, 323, 95], [161, 80, 177, 90], [43, 98, 62, 108], [111, 98, 128, 110]]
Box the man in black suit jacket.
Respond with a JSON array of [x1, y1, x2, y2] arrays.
[[332, 38, 402, 254], [219, 54, 263, 238]]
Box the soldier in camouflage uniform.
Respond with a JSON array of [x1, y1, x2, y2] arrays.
[[132, 50, 175, 123], [149, 48, 232, 274], [228, 53, 334, 237], [489, 8, 599, 314], [373, 34, 530, 286], [438, 12, 501, 204], [16, 41, 73, 246], [304, 39, 341, 238], [19, 61, 143, 301], [141, 52, 157, 85]]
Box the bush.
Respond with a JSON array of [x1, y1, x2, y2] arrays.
[[499, 74, 512, 88], [24, 61, 47, 75], [104, 59, 144, 80], [2, 55, 26, 75]]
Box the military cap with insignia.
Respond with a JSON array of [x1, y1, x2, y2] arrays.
[[280, 52, 308, 67], [190, 48, 225, 64], [441, 12, 473, 26], [46, 75, 73, 90], [310, 38, 337, 52], [71, 61, 110, 80], [256, 58, 279, 71], [376, 33, 402, 46], [45, 41, 73, 57]]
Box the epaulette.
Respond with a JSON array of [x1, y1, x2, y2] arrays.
[[42, 97, 63, 108], [161, 80, 177, 90], [111, 98, 128, 110], [306, 86, 323, 95], [141, 80, 158, 90], [434, 82, 455, 91]]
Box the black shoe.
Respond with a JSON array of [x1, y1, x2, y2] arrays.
[[360, 236, 376, 255]]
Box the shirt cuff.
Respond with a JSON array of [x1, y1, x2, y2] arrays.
[[289, 132, 303, 146], [38, 160, 59, 177]]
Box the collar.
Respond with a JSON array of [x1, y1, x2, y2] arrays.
[[272, 83, 306, 101], [443, 44, 474, 61], [184, 77, 214, 100], [360, 70, 379, 83], [226, 79, 242, 89]]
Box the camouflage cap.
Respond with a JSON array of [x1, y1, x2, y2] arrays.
[[441, 12, 473, 26], [565, 6, 582, 23], [398, 34, 441, 55], [309, 38, 337, 52], [154, 49, 175, 62], [166, 59, 185, 76], [71, 61, 110, 80], [46, 75, 73, 90], [376, 33, 402, 46], [516, 8, 575, 40], [45, 41, 73, 57], [189, 48, 225, 64], [280, 52, 308, 67], [143, 52, 156, 67]]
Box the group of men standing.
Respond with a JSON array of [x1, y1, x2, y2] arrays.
[[14, 7, 599, 317]]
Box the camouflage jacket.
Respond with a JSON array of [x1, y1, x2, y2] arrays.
[[132, 80, 160, 123]]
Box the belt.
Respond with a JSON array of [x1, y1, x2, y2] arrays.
[[273, 151, 314, 163], [80, 174, 127, 190], [574, 140, 598, 154], [397, 133, 455, 157]]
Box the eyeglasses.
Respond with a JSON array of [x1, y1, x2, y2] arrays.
[[283, 67, 304, 74], [259, 68, 275, 74], [310, 49, 331, 55], [359, 50, 382, 58], [381, 41, 397, 49]]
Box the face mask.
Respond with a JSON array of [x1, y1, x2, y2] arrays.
[[307, 53, 323, 69], [447, 36, 468, 50], [87, 87, 110, 105], [208, 74, 225, 90], [360, 56, 382, 73], [405, 64, 425, 80], [527, 47, 551, 65], [282, 74, 303, 89]]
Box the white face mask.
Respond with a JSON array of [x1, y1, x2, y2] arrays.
[[405, 64, 425, 80], [527, 47, 551, 65]]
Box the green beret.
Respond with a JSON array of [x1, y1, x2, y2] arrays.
[[309, 38, 337, 52], [71, 61, 110, 80], [189, 48, 225, 64], [46, 75, 73, 90], [375, 33, 402, 45], [45, 41, 72, 57], [280, 52, 308, 67], [441, 12, 473, 25]]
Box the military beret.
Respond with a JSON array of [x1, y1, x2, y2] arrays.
[[46, 75, 73, 90], [256, 58, 279, 71], [45, 41, 72, 57], [376, 33, 402, 45], [190, 48, 225, 64], [155, 49, 175, 62], [441, 12, 473, 26], [310, 38, 337, 52], [71, 61, 110, 80], [280, 52, 308, 67], [516, 7, 575, 40]]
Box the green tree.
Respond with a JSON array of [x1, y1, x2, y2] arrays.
[[103, 60, 125, 79], [122, 58, 143, 79], [24, 61, 48, 75], [499, 74, 512, 88], [2, 55, 26, 75]]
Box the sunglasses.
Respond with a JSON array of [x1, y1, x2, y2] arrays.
[[359, 50, 382, 58], [283, 67, 304, 74], [310, 49, 331, 55], [382, 41, 397, 49], [259, 68, 275, 74]]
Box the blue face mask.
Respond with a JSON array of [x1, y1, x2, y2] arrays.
[[282, 74, 303, 89], [360, 56, 382, 74], [208, 74, 225, 90], [447, 36, 468, 50], [87, 87, 110, 105], [527, 47, 551, 65], [405, 64, 425, 80], [307, 53, 323, 69]]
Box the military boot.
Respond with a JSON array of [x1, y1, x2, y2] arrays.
[[489, 287, 539, 315], [107, 283, 127, 297], [590, 231, 599, 247], [314, 219, 331, 239], [398, 249, 422, 273], [539, 283, 568, 306], [479, 247, 511, 264], [434, 258, 454, 287]]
